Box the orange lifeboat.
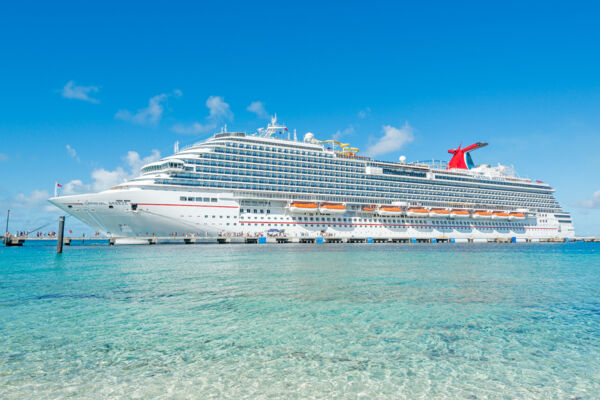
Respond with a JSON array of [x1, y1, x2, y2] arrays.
[[406, 207, 428, 217], [288, 201, 318, 214], [491, 211, 510, 220], [319, 203, 346, 214], [450, 209, 470, 218], [429, 208, 450, 217], [508, 212, 526, 220], [378, 205, 404, 216], [361, 205, 376, 213], [472, 210, 492, 219]]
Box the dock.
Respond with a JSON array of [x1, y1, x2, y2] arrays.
[[3, 235, 597, 247]]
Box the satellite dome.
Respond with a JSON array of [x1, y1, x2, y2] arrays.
[[399, 155, 407, 163], [303, 132, 315, 143]]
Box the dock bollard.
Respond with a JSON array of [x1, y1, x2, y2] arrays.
[[56, 216, 65, 253]]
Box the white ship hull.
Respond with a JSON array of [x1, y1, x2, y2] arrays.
[[49, 188, 574, 240]]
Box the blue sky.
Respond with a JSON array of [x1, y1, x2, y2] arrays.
[[1, 1, 599, 235]]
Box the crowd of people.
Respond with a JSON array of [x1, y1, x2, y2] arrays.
[[4, 231, 102, 238]]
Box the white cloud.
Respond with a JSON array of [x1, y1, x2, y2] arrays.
[[90, 167, 129, 192], [171, 95, 232, 135], [580, 190, 600, 209], [332, 125, 355, 141], [247, 101, 269, 118], [115, 94, 168, 125], [115, 90, 180, 126], [62, 179, 87, 196], [365, 123, 414, 157], [0, 153, 8, 162], [358, 107, 371, 119], [206, 95, 233, 120], [172, 122, 217, 135], [15, 189, 50, 208], [66, 144, 80, 162], [61, 80, 99, 103], [53, 149, 163, 197], [124, 149, 161, 174]]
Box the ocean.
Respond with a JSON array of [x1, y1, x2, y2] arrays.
[[1, 243, 599, 399]]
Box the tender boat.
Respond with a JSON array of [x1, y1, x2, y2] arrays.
[[319, 203, 346, 214], [429, 208, 450, 217], [450, 209, 470, 218], [288, 201, 318, 214], [472, 210, 492, 219], [378, 205, 404, 216], [406, 207, 429, 217], [508, 212, 526, 220], [491, 211, 510, 220], [361, 205, 376, 213]]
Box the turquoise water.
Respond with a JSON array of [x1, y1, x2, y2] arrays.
[[1, 243, 599, 399]]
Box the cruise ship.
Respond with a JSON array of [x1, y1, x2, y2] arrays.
[[49, 116, 575, 242]]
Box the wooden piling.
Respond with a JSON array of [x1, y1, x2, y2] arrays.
[[56, 216, 65, 253]]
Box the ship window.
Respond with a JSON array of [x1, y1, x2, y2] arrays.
[[180, 196, 186, 201], [211, 198, 217, 202], [188, 197, 194, 201]]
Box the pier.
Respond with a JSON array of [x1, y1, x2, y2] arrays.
[[2, 235, 596, 247]]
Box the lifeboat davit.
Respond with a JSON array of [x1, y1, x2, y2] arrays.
[[361, 205, 376, 213], [287, 201, 318, 214], [508, 212, 526, 220], [450, 209, 470, 218], [429, 208, 450, 217], [491, 211, 510, 220], [378, 205, 404, 216], [406, 207, 428, 217], [319, 203, 346, 214], [472, 210, 492, 219]]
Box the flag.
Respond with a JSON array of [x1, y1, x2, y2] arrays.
[[284, 128, 288, 131], [54, 181, 62, 197]]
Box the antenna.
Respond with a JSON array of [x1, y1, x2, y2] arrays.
[[174, 141, 179, 154], [293, 129, 297, 141]]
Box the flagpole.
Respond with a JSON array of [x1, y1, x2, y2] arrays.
[[4, 209, 9, 245], [54, 181, 57, 197]]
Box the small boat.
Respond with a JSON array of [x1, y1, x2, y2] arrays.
[[450, 209, 470, 218], [472, 210, 492, 219], [378, 205, 404, 216], [491, 211, 510, 220], [287, 201, 318, 214], [429, 208, 450, 217], [508, 212, 526, 220], [319, 203, 346, 214], [361, 205, 376, 213], [406, 207, 428, 217]]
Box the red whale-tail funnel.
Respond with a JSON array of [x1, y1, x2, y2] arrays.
[[447, 142, 488, 169]]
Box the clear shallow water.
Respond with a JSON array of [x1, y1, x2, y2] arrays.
[[1, 243, 599, 399]]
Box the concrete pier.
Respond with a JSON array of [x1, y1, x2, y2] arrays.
[[2, 235, 595, 247]]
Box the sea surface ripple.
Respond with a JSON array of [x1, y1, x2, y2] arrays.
[[1, 243, 599, 399]]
